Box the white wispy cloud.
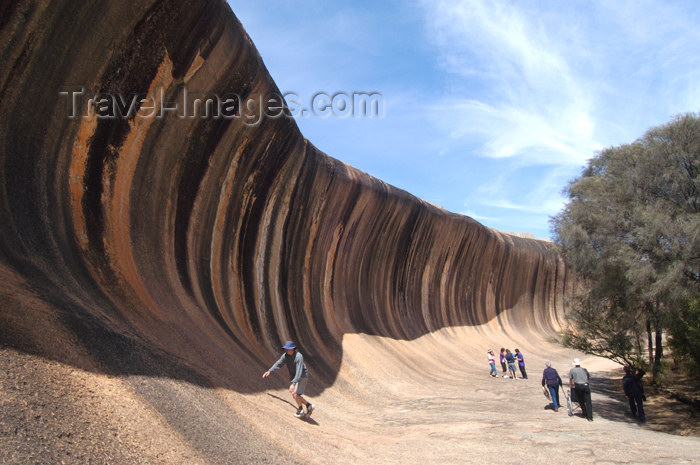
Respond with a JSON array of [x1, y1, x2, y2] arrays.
[[460, 206, 497, 222], [417, 0, 597, 167], [228, 0, 699, 239], [411, 0, 699, 236]]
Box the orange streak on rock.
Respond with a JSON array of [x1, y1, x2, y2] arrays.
[[69, 115, 97, 251], [103, 54, 175, 322]]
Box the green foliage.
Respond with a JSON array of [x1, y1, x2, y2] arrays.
[[551, 113, 700, 375], [559, 279, 649, 370], [667, 296, 700, 377]]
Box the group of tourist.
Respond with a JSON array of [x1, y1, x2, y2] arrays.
[[261, 338, 646, 424], [487, 347, 527, 379], [488, 351, 647, 424]]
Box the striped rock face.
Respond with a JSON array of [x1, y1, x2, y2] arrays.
[[0, 0, 572, 386]]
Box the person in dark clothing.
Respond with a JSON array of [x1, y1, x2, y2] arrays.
[[541, 361, 563, 412], [622, 366, 646, 423], [515, 348, 528, 379], [263, 341, 314, 417]]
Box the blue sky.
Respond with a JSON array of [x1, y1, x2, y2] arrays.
[[227, 0, 700, 239]]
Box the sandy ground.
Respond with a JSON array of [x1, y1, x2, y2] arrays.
[[1, 326, 698, 465]]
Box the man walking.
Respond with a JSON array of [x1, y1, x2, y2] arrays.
[[622, 366, 646, 423], [263, 341, 314, 417], [569, 358, 593, 421]]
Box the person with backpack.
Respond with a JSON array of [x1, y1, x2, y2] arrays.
[[262, 341, 314, 418]]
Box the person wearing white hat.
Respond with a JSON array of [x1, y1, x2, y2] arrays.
[[568, 358, 592, 421], [263, 341, 314, 418]]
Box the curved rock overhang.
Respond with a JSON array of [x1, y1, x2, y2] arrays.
[[0, 0, 573, 391]]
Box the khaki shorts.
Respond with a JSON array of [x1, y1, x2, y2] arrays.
[[293, 376, 308, 395]]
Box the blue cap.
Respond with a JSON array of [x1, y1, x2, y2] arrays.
[[282, 341, 296, 350]]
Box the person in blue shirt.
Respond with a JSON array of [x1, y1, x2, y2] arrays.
[[505, 349, 518, 379], [263, 341, 314, 417], [515, 348, 528, 379]]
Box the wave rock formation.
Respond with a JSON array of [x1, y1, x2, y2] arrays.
[[0, 0, 571, 386], [0, 1, 581, 462]]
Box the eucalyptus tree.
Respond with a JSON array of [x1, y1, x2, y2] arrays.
[[551, 113, 699, 379]]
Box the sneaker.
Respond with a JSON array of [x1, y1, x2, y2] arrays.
[[294, 406, 304, 417], [306, 403, 314, 416]]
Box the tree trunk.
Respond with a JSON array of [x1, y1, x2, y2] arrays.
[[654, 321, 663, 366], [646, 318, 653, 366], [651, 299, 663, 382]]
